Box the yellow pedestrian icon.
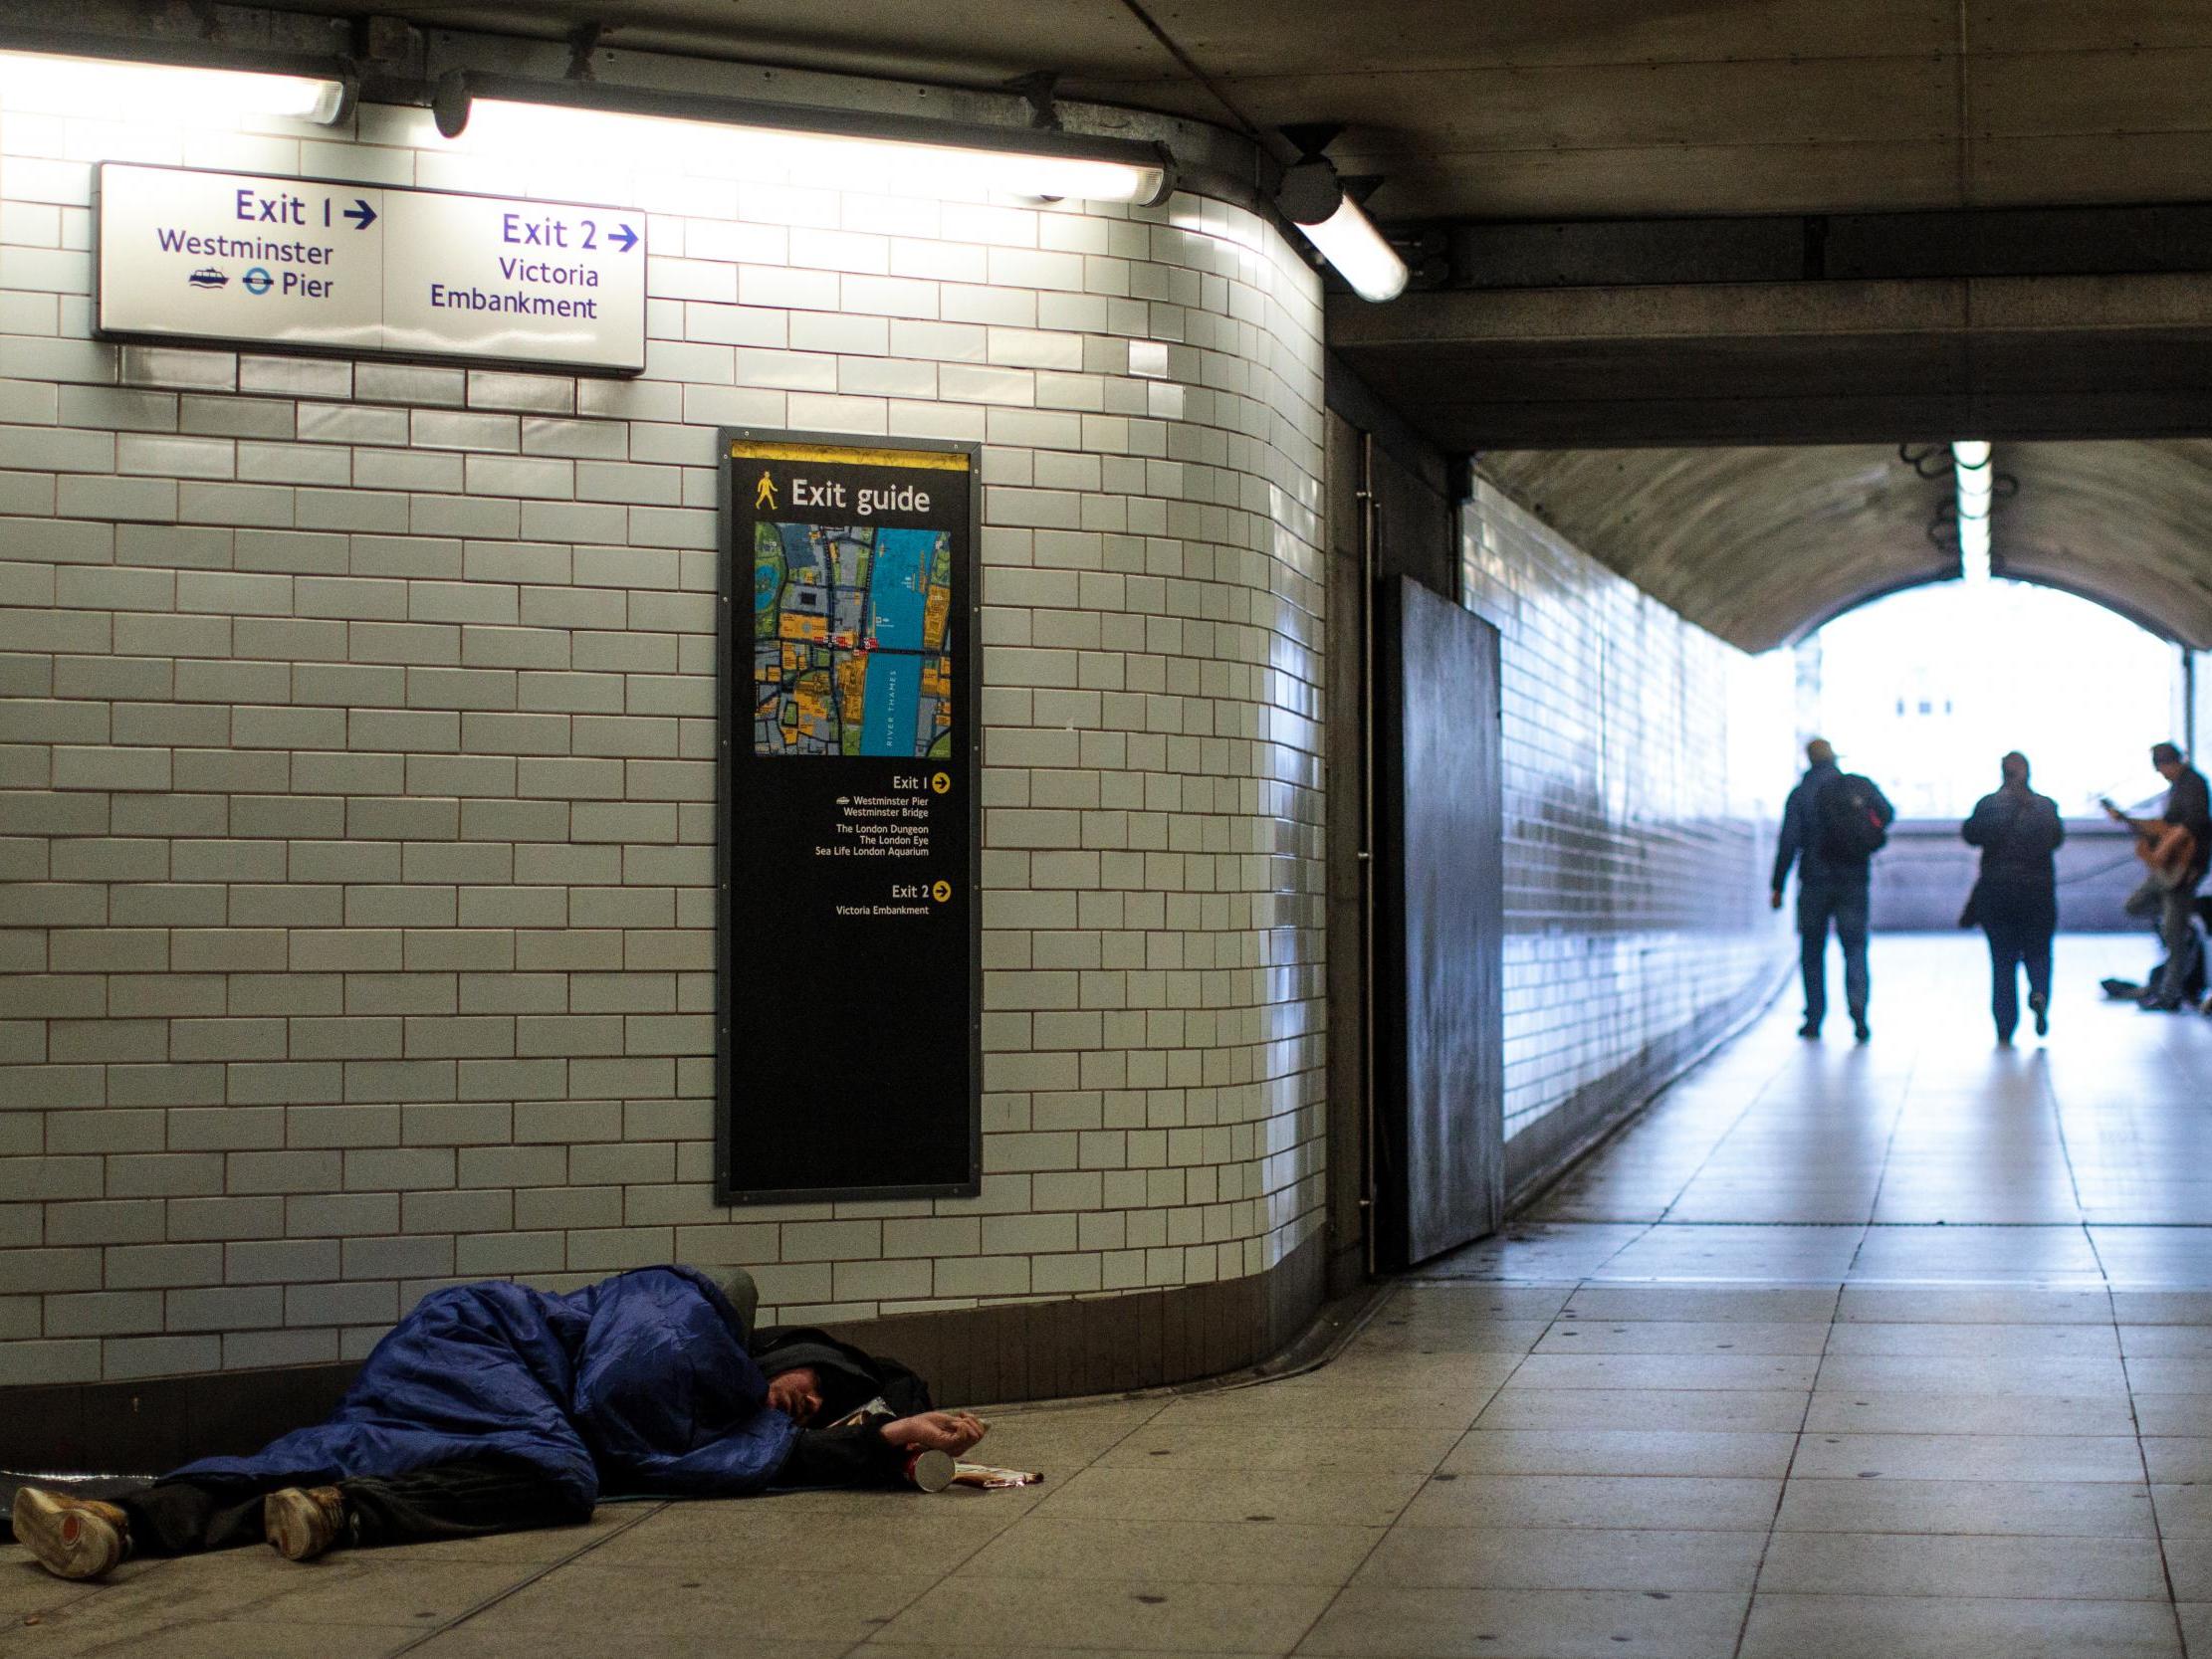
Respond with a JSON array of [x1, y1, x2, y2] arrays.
[[754, 472, 778, 512], [930, 771, 951, 794], [931, 880, 952, 902]]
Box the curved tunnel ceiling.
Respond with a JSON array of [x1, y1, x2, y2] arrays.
[[1476, 442, 2212, 654]]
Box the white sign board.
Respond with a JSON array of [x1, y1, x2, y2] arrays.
[[97, 164, 645, 374]]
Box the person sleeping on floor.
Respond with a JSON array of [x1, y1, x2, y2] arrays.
[[11, 1265, 987, 1580]]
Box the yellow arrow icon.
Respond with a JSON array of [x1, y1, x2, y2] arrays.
[[930, 771, 951, 794], [931, 880, 952, 903]]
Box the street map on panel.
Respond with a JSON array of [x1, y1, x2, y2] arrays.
[[754, 521, 954, 757]]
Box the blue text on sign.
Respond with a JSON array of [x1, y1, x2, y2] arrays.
[[236, 189, 307, 225], [502, 213, 638, 254]]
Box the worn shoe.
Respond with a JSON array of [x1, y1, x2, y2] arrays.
[[1797, 1020, 1821, 1039], [2030, 993, 2050, 1037], [11, 1486, 131, 1579], [2139, 994, 2183, 1012], [1852, 1016, 1872, 1043], [264, 1486, 347, 1562]]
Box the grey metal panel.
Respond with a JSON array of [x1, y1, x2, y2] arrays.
[[1376, 576, 1504, 1268]]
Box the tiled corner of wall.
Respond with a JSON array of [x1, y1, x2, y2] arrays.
[[0, 91, 1329, 1383]]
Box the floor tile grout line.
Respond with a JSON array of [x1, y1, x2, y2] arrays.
[[2115, 1294, 2194, 1659], [1844, 1047, 1921, 1273], [1270, 1279, 1530, 1659], [379, 1498, 671, 1659], [1648, 1048, 1808, 1226], [835, 1392, 1177, 1657], [2042, 1044, 2096, 1220], [1728, 1282, 1834, 1659]]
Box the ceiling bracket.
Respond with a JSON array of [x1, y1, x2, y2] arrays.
[[563, 21, 603, 82], [1003, 69, 1062, 130]]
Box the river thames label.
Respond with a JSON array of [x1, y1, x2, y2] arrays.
[[716, 432, 981, 1203], [96, 163, 644, 373]]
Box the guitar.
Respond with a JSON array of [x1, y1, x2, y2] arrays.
[[2101, 797, 2197, 888]]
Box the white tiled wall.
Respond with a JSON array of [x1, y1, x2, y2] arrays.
[[0, 89, 1328, 1383], [1459, 478, 1793, 1153]]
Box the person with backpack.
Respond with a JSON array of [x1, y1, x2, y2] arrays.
[[1770, 737, 1895, 1041], [1960, 751, 2065, 1044]]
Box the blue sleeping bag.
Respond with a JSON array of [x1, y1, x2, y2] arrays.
[[172, 1266, 799, 1511]]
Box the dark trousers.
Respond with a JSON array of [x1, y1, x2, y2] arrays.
[[2125, 874, 2204, 1002], [1981, 913, 2054, 1041], [1798, 879, 1870, 1026], [115, 1459, 585, 1557]]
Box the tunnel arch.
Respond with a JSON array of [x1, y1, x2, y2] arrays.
[[1477, 441, 2212, 652], [1784, 568, 2183, 650]]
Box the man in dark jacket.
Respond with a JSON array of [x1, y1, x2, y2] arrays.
[[1962, 751, 2065, 1044], [1771, 737, 1895, 1041], [2122, 740, 2212, 1010]]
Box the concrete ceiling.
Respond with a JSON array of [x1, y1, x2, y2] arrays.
[[1479, 442, 2212, 652], [234, 0, 2212, 648], [271, 0, 2212, 221]]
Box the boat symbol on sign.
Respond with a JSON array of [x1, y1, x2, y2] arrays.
[[186, 268, 228, 289]]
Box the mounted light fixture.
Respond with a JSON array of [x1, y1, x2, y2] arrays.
[[431, 74, 1173, 207], [1275, 125, 1408, 303], [0, 40, 352, 124]]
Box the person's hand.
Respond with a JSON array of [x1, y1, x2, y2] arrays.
[[879, 1410, 988, 1456], [766, 1367, 824, 1423], [1769, 889, 1783, 911]]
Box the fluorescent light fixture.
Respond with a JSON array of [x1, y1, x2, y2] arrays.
[[433, 78, 1171, 206], [1291, 194, 1409, 303], [1275, 153, 1407, 303], [1954, 440, 1992, 583], [0, 48, 350, 124]]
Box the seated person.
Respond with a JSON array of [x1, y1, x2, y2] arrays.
[[12, 1265, 984, 1580]]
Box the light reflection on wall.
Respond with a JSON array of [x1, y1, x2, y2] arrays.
[[1808, 581, 2181, 819]]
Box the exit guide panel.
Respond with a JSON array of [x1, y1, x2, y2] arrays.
[[716, 431, 982, 1203]]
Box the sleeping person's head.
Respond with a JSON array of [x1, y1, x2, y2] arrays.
[[765, 1365, 826, 1423]]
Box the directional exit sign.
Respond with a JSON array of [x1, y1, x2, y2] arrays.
[[97, 163, 646, 374]]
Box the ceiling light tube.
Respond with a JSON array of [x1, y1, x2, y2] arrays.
[[1953, 440, 1992, 583], [0, 41, 352, 124], [1292, 194, 1409, 302], [432, 74, 1173, 207], [1275, 156, 1407, 303]]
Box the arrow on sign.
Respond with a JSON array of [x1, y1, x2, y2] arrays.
[[343, 199, 376, 231], [608, 223, 639, 253]]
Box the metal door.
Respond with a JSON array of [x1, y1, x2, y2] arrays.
[[1375, 576, 1505, 1266]]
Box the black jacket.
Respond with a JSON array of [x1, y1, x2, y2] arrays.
[[1962, 784, 2065, 893], [2167, 765, 2212, 880], [1773, 761, 1895, 892]]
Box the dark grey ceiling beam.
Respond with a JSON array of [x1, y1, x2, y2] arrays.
[[1435, 202, 2212, 291]]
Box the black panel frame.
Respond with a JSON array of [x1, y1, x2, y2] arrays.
[[714, 429, 983, 1205]]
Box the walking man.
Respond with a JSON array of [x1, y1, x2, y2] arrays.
[[2115, 740, 2212, 1010], [1771, 737, 1895, 1041], [1962, 751, 2065, 1044]]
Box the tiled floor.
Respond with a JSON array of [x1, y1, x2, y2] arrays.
[[10, 933, 2212, 1657]]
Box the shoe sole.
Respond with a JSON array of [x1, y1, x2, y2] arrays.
[[263, 1488, 336, 1561], [11, 1487, 122, 1579]]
